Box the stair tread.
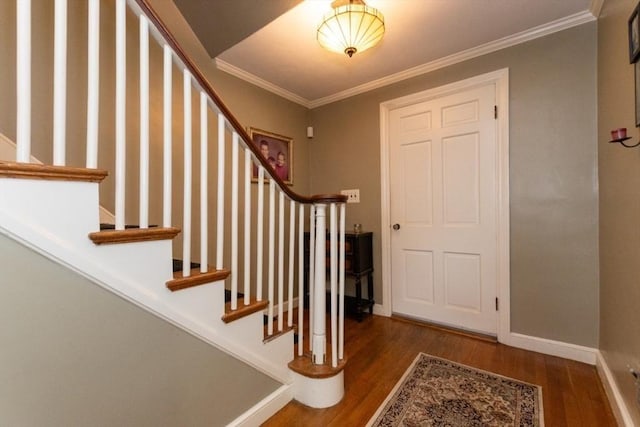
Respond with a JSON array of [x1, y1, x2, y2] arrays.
[[288, 353, 347, 379], [166, 267, 230, 292], [89, 227, 180, 245], [222, 298, 269, 323], [0, 161, 108, 182], [263, 324, 296, 343]]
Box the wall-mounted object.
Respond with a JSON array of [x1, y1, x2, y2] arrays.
[[609, 136, 640, 147], [611, 128, 627, 139], [307, 126, 314, 139], [629, 2, 640, 63], [635, 61, 640, 126], [248, 127, 293, 185], [629, 4, 640, 125], [609, 127, 640, 147]]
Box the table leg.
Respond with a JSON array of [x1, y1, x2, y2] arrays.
[[355, 274, 363, 322], [368, 272, 374, 314]]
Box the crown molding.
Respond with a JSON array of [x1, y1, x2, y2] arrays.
[[214, 58, 312, 108], [216, 10, 596, 110], [309, 10, 596, 108]]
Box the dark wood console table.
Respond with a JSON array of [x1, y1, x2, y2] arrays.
[[304, 231, 374, 321]]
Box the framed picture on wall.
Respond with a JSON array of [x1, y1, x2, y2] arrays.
[[629, 3, 640, 63], [249, 127, 293, 185]]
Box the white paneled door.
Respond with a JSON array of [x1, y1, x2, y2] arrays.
[[389, 83, 498, 335]]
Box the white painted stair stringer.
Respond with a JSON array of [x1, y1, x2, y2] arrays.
[[0, 178, 294, 384]]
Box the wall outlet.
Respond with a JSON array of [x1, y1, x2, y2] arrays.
[[341, 189, 360, 203]]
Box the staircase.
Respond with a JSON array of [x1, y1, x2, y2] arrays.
[[0, 0, 348, 423]]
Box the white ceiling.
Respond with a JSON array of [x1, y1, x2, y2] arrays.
[[192, 0, 600, 108]]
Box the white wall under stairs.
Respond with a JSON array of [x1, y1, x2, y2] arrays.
[[0, 177, 295, 420]]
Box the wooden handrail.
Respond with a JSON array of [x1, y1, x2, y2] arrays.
[[133, 0, 345, 206], [311, 194, 348, 204]]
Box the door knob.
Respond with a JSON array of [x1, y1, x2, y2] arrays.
[[392, 223, 400, 230]]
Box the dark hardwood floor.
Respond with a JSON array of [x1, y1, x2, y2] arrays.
[[263, 313, 616, 426]]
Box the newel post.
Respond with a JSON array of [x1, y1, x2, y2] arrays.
[[310, 194, 348, 366], [290, 194, 347, 409], [312, 202, 327, 364]]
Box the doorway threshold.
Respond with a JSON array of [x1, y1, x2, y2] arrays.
[[391, 314, 497, 343]]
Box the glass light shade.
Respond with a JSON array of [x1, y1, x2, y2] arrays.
[[317, 1, 385, 57]]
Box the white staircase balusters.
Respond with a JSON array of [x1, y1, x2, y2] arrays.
[[244, 149, 252, 304], [288, 199, 295, 328], [16, 0, 31, 163], [162, 44, 172, 227], [256, 166, 265, 301], [298, 203, 305, 356], [139, 15, 150, 229], [216, 113, 225, 271], [268, 180, 276, 335], [339, 202, 346, 360], [86, 0, 100, 169], [200, 92, 208, 273], [308, 205, 316, 353], [182, 69, 192, 277], [115, 0, 126, 231], [278, 191, 285, 332], [53, 0, 67, 166], [231, 132, 239, 310]]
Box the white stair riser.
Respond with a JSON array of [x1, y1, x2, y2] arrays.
[[94, 242, 173, 288], [0, 179, 99, 245]]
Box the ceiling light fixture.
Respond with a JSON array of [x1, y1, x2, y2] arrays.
[[317, 0, 385, 58]]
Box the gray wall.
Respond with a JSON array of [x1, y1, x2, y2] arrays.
[[598, 0, 640, 423], [309, 23, 599, 347], [0, 234, 281, 426]]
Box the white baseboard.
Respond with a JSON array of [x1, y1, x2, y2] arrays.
[[227, 384, 293, 427], [364, 300, 599, 368], [373, 303, 388, 316], [373, 303, 595, 365], [505, 332, 597, 365], [596, 351, 637, 427]]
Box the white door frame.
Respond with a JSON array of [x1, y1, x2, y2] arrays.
[[379, 68, 510, 343]]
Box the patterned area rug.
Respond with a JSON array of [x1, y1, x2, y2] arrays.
[[367, 353, 543, 426]]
